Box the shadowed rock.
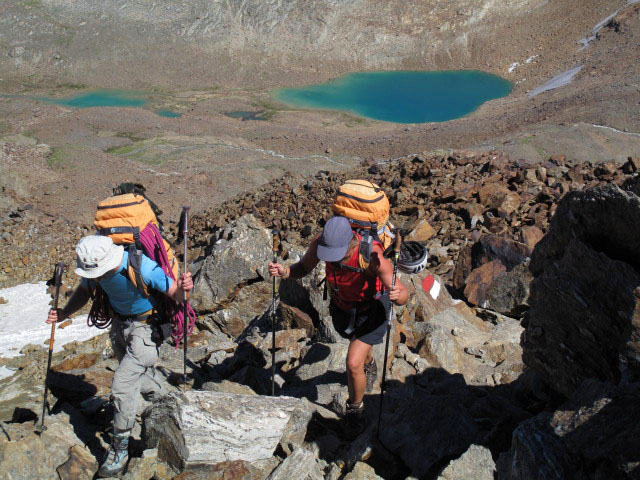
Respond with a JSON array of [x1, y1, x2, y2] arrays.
[[525, 185, 640, 396]]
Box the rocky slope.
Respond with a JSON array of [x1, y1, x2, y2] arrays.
[[0, 0, 626, 91], [2, 152, 640, 478]]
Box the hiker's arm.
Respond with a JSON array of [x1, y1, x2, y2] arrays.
[[372, 248, 408, 306], [46, 285, 91, 324], [269, 237, 320, 280], [166, 272, 193, 303]]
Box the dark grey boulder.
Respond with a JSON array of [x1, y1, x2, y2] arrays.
[[191, 215, 271, 312], [485, 260, 533, 317], [525, 185, 640, 397]]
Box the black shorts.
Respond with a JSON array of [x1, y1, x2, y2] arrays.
[[329, 294, 391, 345]]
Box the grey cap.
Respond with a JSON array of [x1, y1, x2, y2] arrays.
[[317, 216, 353, 262]]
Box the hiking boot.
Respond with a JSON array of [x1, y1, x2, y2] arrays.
[[344, 400, 365, 440], [364, 358, 378, 393], [97, 432, 129, 478]]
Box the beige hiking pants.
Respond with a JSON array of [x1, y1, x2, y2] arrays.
[[109, 317, 165, 432]]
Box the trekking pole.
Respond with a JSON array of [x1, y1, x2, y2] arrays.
[[38, 262, 65, 433], [271, 229, 279, 396], [182, 206, 190, 392], [377, 232, 402, 438]]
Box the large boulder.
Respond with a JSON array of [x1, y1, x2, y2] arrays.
[[265, 447, 325, 480], [0, 412, 87, 480], [497, 380, 640, 480], [524, 185, 640, 397], [484, 261, 533, 316], [378, 384, 482, 479], [453, 235, 533, 292], [436, 444, 496, 480], [414, 303, 524, 386], [143, 391, 309, 471], [192, 215, 271, 312], [199, 280, 273, 339], [278, 258, 341, 343]]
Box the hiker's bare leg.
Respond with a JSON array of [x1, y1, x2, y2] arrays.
[[346, 339, 372, 404]]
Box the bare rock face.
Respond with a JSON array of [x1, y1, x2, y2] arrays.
[[280, 303, 315, 338], [143, 391, 308, 471], [497, 380, 640, 480], [414, 303, 523, 386], [266, 447, 325, 480], [436, 444, 496, 480], [379, 385, 482, 479], [453, 235, 532, 293], [56, 445, 99, 480], [464, 260, 507, 307], [279, 261, 344, 344], [524, 185, 640, 397], [192, 215, 271, 312], [292, 342, 349, 383], [0, 413, 84, 480], [485, 261, 533, 316], [200, 280, 273, 339]]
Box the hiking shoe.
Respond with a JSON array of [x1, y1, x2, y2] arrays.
[[364, 358, 378, 393], [97, 432, 129, 478], [344, 400, 365, 440]]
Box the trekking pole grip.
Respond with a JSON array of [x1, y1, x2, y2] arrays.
[[392, 231, 402, 287], [272, 230, 279, 255], [50, 263, 66, 345]]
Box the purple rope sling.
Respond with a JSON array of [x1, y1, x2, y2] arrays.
[[139, 223, 197, 346]]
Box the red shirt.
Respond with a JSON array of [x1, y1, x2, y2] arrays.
[[325, 236, 383, 311]]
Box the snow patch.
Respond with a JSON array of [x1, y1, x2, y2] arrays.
[[507, 55, 537, 74], [591, 124, 640, 138], [0, 282, 98, 360], [528, 66, 582, 97], [0, 366, 16, 381], [579, 0, 640, 50]]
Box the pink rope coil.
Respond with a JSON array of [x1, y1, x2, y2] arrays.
[[138, 224, 197, 346]]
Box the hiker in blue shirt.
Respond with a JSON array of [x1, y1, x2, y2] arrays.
[[47, 235, 193, 477]]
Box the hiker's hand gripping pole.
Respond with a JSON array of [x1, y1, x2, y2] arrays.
[[377, 232, 402, 438], [182, 206, 190, 392], [38, 262, 65, 433], [271, 230, 280, 396]]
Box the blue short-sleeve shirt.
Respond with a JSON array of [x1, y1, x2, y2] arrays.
[[82, 251, 173, 316]]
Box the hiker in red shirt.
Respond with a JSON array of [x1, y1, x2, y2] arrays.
[[269, 216, 408, 438]]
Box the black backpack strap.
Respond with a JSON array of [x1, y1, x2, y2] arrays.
[[359, 228, 373, 265], [333, 262, 365, 274], [97, 226, 139, 236], [127, 244, 150, 298]]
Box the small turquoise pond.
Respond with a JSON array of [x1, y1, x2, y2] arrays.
[[34, 89, 182, 117], [274, 70, 512, 124]]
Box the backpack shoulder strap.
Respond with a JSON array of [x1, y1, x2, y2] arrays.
[[126, 245, 150, 298], [356, 226, 378, 270]]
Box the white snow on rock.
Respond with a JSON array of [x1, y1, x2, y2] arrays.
[[507, 55, 538, 74], [579, 0, 640, 50], [528, 65, 582, 97], [0, 282, 99, 379]]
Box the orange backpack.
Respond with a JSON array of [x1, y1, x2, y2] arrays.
[[332, 179, 394, 268], [95, 193, 179, 296]]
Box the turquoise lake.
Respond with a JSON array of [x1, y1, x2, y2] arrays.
[[274, 70, 512, 124], [29, 89, 182, 117]]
